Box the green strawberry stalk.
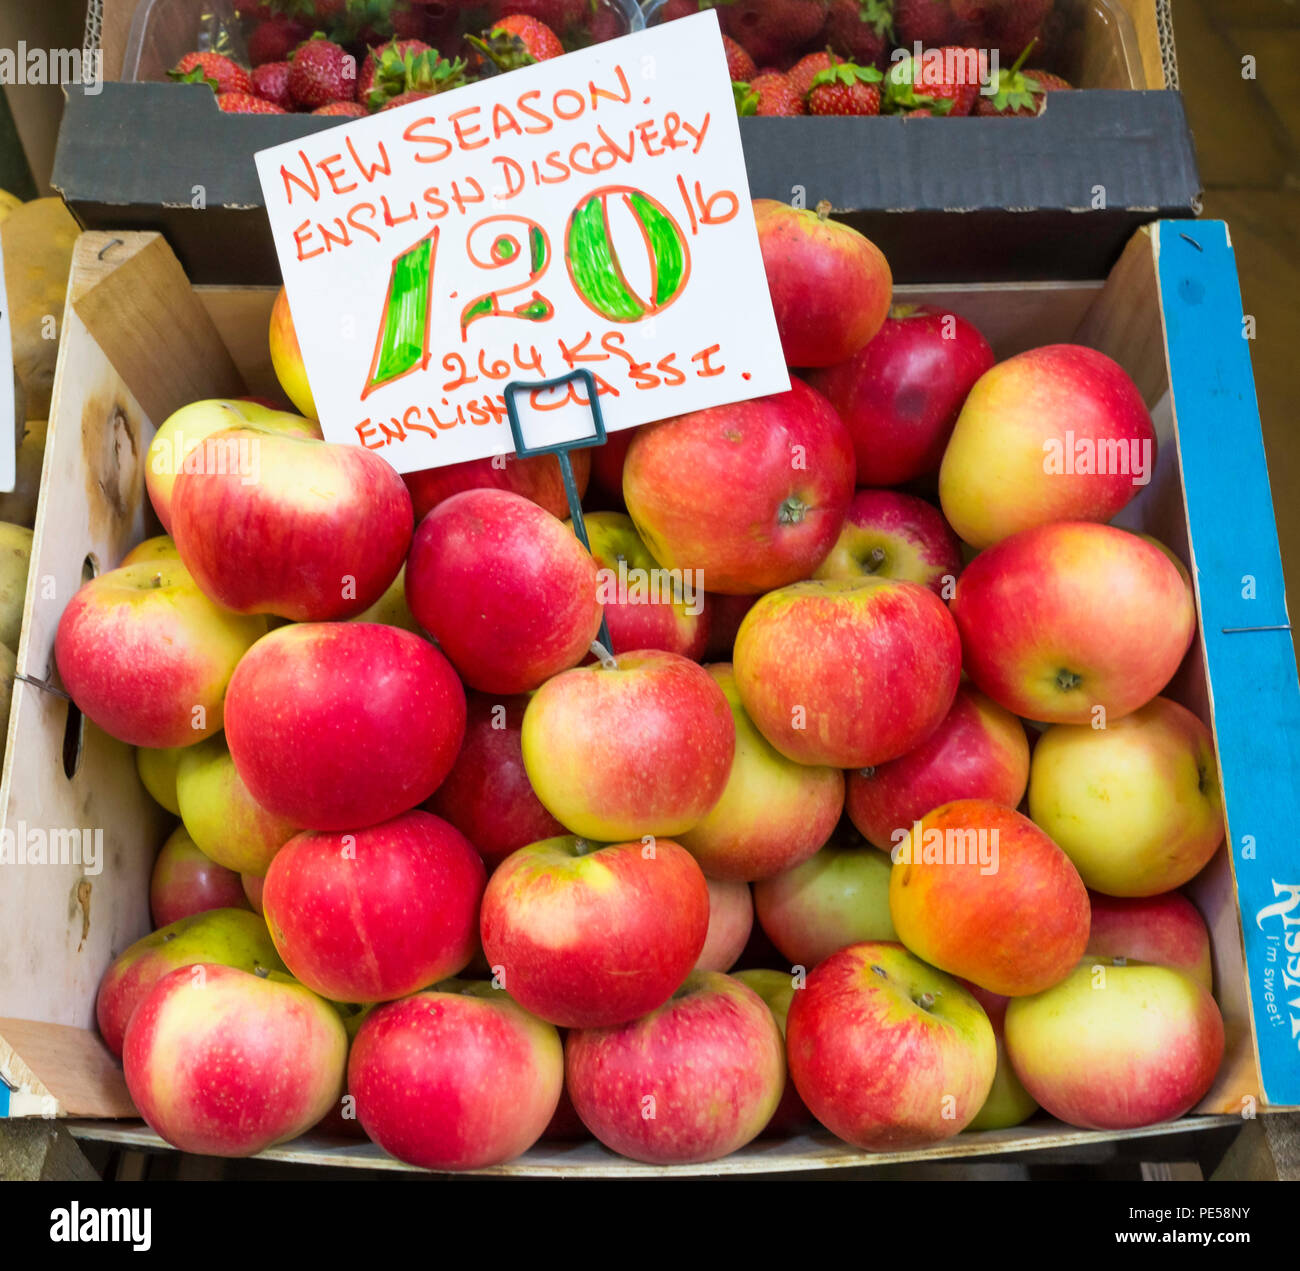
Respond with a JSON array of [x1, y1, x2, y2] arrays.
[[883, 51, 953, 115], [982, 39, 1044, 114], [733, 80, 762, 116], [365, 44, 466, 111]]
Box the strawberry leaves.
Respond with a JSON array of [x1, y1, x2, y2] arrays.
[[809, 62, 884, 90]]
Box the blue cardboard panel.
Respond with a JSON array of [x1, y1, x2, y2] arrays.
[[1159, 221, 1300, 1107]]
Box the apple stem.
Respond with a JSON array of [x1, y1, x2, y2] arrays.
[[590, 640, 618, 670], [779, 496, 808, 526], [253, 963, 271, 978], [864, 546, 886, 572], [815, 199, 832, 221], [1056, 669, 1084, 692], [915, 992, 935, 1011]]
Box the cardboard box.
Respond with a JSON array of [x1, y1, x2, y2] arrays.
[[0, 220, 1293, 1174], [53, 0, 1201, 285]]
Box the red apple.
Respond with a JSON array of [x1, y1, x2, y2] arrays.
[[96, 908, 285, 1056], [404, 448, 590, 522], [678, 664, 843, 881], [124, 963, 346, 1156], [846, 685, 1030, 851], [224, 623, 466, 832], [170, 426, 413, 621], [951, 523, 1196, 724], [753, 199, 892, 367], [425, 692, 565, 870], [703, 593, 758, 660], [890, 800, 1090, 996], [521, 650, 734, 840], [57, 558, 265, 748], [807, 304, 994, 486], [150, 825, 249, 927], [480, 835, 710, 1028], [541, 1083, 589, 1141], [590, 426, 638, 502], [54, 561, 267, 748], [262, 810, 485, 1003], [566, 970, 785, 1164], [405, 489, 603, 694], [350, 980, 563, 1170], [1028, 696, 1225, 895], [734, 576, 961, 767], [1086, 891, 1213, 990], [962, 982, 1039, 1131], [939, 344, 1157, 549], [813, 489, 963, 597], [583, 511, 710, 659], [269, 285, 317, 419], [786, 941, 997, 1149], [696, 878, 754, 973], [753, 839, 896, 968], [1005, 960, 1225, 1130], [622, 378, 856, 595], [732, 968, 813, 1135]]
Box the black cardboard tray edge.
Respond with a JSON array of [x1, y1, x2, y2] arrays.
[[52, 83, 1202, 285]]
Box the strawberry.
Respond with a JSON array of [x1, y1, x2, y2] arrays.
[[885, 45, 985, 115], [313, 99, 369, 115], [723, 34, 757, 82], [735, 71, 805, 116], [952, 0, 1053, 61], [216, 91, 288, 113], [251, 60, 295, 109], [379, 88, 435, 110], [974, 54, 1070, 115], [289, 35, 357, 108], [168, 51, 253, 96], [485, 0, 589, 39], [468, 15, 565, 71], [787, 49, 842, 101], [893, 0, 970, 46], [820, 0, 893, 67], [719, 0, 830, 68], [247, 15, 311, 65], [356, 37, 431, 104], [807, 62, 883, 114], [660, 0, 702, 19]]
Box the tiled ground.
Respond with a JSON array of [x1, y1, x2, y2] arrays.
[[1174, 0, 1300, 645]]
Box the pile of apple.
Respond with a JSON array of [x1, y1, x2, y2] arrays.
[[59, 198, 1227, 1170]]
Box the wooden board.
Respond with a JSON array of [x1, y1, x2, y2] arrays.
[[64, 1115, 1242, 1177]]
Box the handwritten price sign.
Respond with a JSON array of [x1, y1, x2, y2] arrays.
[[254, 10, 788, 473]]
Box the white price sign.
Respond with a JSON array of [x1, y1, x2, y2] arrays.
[[254, 10, 788, 473]]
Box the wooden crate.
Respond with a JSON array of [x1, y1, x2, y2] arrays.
[[0, 222, 1293, 1173]]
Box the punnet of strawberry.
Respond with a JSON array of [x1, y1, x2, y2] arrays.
[[160, 0, 639, 117], [650, 1, 1075, 120]]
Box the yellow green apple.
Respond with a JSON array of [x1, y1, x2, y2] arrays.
[[678, 664, 843, 881], [1004, 959, 1225, 1130], [176, 732, 301, 875], [1028, 696, 1225, 896]]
